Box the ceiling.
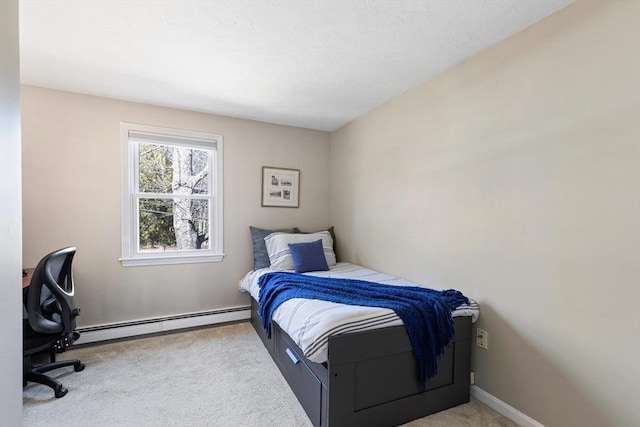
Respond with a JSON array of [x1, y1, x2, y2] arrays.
[[19, 0, 574, 132]]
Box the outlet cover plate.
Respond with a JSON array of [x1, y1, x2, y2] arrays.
[[476, 328, 488, 349]]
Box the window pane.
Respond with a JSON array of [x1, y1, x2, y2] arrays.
[[138, 198, 209, 252], [139, 198, 175, 251], [138, 143, 173, 193], [139, 143, 209, 194]]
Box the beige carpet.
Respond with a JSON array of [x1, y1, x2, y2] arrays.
[[23, 322, 517, 427]]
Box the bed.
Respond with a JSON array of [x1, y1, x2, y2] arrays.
[[240, 228, 479, 427]]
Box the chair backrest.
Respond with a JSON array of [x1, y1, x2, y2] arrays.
[[26, 247, 80, 340]]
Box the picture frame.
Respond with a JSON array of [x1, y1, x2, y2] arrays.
[[262, 166, 300, 208]]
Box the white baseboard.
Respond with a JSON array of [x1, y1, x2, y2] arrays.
[[74, 306, 251, 345], [471, 385, 545, 427]]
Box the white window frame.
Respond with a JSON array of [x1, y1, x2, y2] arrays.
[[120, 122, 224, 266]]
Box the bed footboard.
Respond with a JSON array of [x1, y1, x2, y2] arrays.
[[326, 319, 471, 426], [250, 299, 472, 427]]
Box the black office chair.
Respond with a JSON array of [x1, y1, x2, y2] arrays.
[[23, 247, 85, 398]]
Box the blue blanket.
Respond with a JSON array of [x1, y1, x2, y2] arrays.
[[257, 271, 469, 390]]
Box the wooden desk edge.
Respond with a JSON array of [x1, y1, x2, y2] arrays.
[[23, 268, 34, 289]]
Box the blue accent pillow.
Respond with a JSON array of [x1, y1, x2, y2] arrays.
[[249, 226, 298, 270], [288, 239, 330, 273]]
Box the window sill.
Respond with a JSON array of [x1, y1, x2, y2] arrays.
[[119, 253, 225, 267]]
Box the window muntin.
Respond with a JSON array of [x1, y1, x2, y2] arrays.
[[121, 123, 224, 266]]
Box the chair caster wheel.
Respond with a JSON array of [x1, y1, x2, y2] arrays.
[[75, 363, 85, 372], [55, 386, 68, 398]]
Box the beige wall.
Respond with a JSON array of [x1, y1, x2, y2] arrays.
[[21, 86, 331, 326], [330, 2, 639, 427], [0, 0, 24, 424]]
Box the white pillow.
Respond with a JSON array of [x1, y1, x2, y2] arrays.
[[264, 231, 336, 270]]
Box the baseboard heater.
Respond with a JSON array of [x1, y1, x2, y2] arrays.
[[74, 305, 251, 345]]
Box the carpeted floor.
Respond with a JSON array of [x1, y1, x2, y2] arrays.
[[23, 322, 517, 427]]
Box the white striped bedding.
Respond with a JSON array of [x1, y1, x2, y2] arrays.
[[239, 262, 479, 364]]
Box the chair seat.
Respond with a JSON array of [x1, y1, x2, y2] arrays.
[[23, 319, 58, 355]]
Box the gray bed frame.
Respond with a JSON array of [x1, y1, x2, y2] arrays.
[[250, 299, 472, 427]]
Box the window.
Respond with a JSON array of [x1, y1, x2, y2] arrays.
[[120, 123, 224, 266]]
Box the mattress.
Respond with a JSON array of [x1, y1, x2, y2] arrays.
[[239, 262, 479, 364]]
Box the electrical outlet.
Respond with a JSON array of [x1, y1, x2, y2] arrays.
[[470, 371, 475, 385], [476, 328, 488, 349]]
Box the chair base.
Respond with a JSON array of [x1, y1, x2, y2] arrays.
[[24, 356, 85, 398]]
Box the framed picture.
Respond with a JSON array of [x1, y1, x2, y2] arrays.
[[262, 166, 300, 208]]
